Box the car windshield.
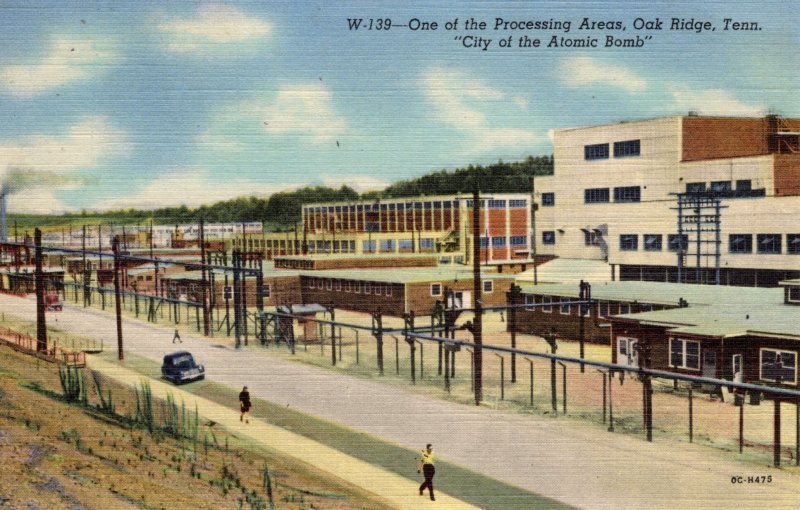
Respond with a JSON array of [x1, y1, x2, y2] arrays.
[[172, 355, 195, 368]]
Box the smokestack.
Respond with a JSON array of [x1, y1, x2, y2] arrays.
[[0, 187, 7, 242]]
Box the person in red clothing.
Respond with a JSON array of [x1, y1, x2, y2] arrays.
[[418, 443, 435, 501], [239, 386, 251, 423]]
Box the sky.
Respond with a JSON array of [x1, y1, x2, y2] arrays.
[[0, 0, 797, 214]]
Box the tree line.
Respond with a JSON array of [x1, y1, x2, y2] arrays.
[[15, 156, 553, 231]]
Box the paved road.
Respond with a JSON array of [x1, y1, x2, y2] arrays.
[[5, 294, 798, 509]]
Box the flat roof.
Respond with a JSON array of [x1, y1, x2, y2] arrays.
[[517, 280, 781, 308], [276, 253, 438, 262], [300, 266, 515, 284]]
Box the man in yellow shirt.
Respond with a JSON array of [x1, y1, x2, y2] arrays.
[[418, 443, 435, 501]]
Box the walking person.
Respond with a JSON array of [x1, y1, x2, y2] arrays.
[[418, 443, 435, 501], [172, 328, 182, 343], [239, 386, 251, 423]]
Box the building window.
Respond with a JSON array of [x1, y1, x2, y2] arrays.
[[620, 234, 638, 251], [483, 280, 493, 293], [729, 234, 752, 254], [542, 296, 552, 313], [598, 301, 609, 318], [345, 280, 351, 292], [430, 283, 442, 297], [419, 238, 435, 250], [362, 240, 376, 253], [354, 282, 361, 294], [736, 179, 752, 192], [584, 143, 609, 160], [710, 181, 732, 193], [668, 234, 688, 252], [686, 182, 706, 193], [379, 239, 395, 252], [491, 237, 506, 248], [613, 186, 641, 203], [399, 239, 413, 251], [510, 236, 527, 247], [308, 279, 315, 289], [613, 139, 640, 158], [788, 287, 800, 303], [509, 199, 527, 208], [263, 284, 271, 298], [584, 188, 610, 204], [479, 237, 489, 248], [386, 285, 392, 297], [326, 279, 332, 290], [560, 299, 571, 315], [364, 282, 371, 294], [525, 295, 535, 311], [787, 234, 800, 255], [374, 283, 381, 294], [541, 193, 555, 207], [335, 280, 342, 291], [488, 199, 506, 209], [670, 338, 700, 370], [583, 229, 601, 246], [542, 231, 555, 245], [760, 349, 797, 384], [619, 302, 630, 314], [757, 234, 781, 254], [643, 234, 662, 251]]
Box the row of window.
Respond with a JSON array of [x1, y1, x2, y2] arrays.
[[307, 278, 394, 296], [523, 295, 652, 316], [479, 236, 529, 248], [583, 186, 642, 204], [616, 233, 800, 254], [465, 199, 528, 209], [430, 281, 493, 296], [584, 139, 641, 160], [729, 234, 800, 254], [668, 340, 796, 384]]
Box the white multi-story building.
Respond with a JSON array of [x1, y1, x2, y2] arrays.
[[535, 115, 800, 286]]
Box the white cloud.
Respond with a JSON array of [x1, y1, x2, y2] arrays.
[[92, 169, 290, 211], [6, 189, 70, 215], [321, 175, 389, 192], [0, 37, 117, 98], [158, 5, 271, 53], [559, 56, 647, 93], [258, 84, 347, 144], [513, 96, 530, 111], [196, 132, 245, 152], [421, 66, 540, 151], [0, 116, 129, 177], [668, 85, 763, 116]]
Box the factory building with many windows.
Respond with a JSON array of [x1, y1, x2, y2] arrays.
[[256, 194, 534, 268], [534, 115, 800, 286]]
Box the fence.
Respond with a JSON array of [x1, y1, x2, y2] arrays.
[[0, 326, 87, 366], [263, 309, 800, 468]]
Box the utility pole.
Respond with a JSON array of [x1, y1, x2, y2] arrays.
[[112, 236, 124, 361], [34, 229, 47, 353], [472, 186, 483, 405], [200, 219, 211, 336]]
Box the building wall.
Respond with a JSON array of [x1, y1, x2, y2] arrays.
[[299, 275, 406, 315], [774, 154, 800, 197]]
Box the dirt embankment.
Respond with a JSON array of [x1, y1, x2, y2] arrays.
[[0, 345, 393, 510]]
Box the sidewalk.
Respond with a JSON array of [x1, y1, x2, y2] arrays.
[[88, 355, 481, 510]]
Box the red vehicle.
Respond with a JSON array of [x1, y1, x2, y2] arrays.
[[45, 294, 62, 312]]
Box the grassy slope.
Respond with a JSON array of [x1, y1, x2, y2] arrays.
[[0, 345, 396, 510]]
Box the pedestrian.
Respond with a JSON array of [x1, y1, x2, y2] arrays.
[[239, 386, 251, 423], [418, 443, 435, 501], [172, 328, 182, 343]]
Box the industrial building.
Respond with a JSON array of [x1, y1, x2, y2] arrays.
[[535, 115, 800, 286], [249, 194, 534, 269]]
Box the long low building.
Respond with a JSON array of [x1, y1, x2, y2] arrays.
[[299, 267, 516, 316]]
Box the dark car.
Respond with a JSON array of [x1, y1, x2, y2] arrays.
[[161, 351, 205, 384]]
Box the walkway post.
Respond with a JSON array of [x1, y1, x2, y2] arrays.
[[34, 228, 47, 353], [471, 186, 483, 405]]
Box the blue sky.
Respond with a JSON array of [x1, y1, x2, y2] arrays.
[[0, 0, 796, 213]]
